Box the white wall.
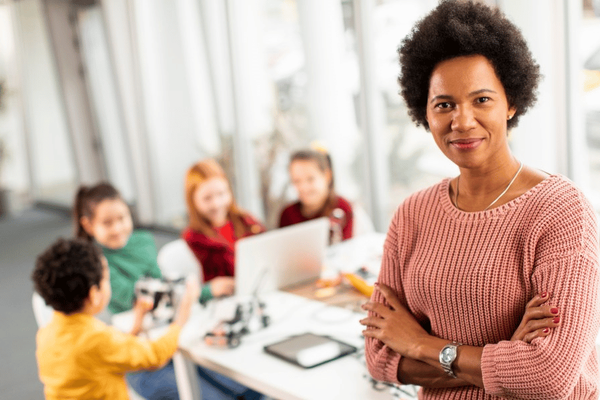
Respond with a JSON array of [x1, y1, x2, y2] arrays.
[[133, 0, 216, 226], [13, 0, 76, 202], [78, 7, 136, 202], [0, 5, 30, 198], [501, 0, 563, 176]]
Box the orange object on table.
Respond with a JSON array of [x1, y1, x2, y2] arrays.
[[316, 274, 342, 288], [342, 273, 374, 297]]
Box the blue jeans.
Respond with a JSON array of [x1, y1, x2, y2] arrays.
[[126, 361, 263, 400], [127, 361, 179, 400], [195, 365, 263, 400]]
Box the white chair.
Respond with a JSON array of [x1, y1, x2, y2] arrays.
[[157, 239, 202, 281], [32, 292, 54, 328], [157, 239, 203, 400], [352, 203, 375, 237]]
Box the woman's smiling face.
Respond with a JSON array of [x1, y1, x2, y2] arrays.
[[426, 55, 516, 171]]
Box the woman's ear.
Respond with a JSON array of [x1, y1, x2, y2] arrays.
[[80, 216, 94, 236], [508, 105, 517, 121]]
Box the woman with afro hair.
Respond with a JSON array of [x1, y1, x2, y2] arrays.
[[360, 1, 599, 399]]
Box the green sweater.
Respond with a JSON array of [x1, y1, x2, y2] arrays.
[[102, 230, 211, 314]]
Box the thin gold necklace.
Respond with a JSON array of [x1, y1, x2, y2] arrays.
[[454, 161, 524, 211]]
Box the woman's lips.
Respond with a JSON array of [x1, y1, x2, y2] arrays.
[[450, 138, 483, 150]]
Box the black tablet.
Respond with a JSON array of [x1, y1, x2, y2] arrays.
[[264, 333, 357, 369]]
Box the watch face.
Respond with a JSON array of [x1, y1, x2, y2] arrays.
[[441, 347, 456, 363]]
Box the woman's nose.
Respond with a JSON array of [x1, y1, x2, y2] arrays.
[[451, 106, 477, 132]]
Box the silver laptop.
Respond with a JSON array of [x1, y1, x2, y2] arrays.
[[234, 217, 329, 296]]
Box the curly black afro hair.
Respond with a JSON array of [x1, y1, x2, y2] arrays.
[[32, 238, 104, 315], [398, 0, 541, 130]]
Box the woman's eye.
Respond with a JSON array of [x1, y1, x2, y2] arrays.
[[476, 97, 490, 104], [435, 102, 452, 109]]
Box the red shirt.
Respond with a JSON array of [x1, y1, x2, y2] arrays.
[[182, 214, 265, 283], [216, 221, 235, 246], [279, 195, 353, 242]]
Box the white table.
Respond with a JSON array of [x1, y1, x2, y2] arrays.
[[112, 233, 405, 400], [177, 291, 405, 400]]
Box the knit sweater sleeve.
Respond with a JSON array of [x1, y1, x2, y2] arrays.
[[481, 189, 600, 399], [364, 207, 405, 384]]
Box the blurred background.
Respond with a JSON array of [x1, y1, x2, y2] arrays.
[[1, 0, 600, 398], [1, 0, 600, 230]]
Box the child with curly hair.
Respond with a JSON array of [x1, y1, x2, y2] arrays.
[[32, 238, 197, 400]]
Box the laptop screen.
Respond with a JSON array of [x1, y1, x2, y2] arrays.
[[234, 218, 329, 297]]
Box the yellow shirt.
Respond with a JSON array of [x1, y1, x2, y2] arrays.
[[36, 312, 180, 400]]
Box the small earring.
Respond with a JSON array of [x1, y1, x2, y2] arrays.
[[508, 115, 513, 120]]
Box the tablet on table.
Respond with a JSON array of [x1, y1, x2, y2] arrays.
[[264, 332, 357, 369]]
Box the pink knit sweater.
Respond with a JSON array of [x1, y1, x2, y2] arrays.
[[365, 175, 600, 399]]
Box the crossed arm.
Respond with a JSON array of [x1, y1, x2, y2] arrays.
[[360, 284, 560, 389]]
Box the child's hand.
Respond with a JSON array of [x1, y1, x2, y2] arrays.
[[209, 277, 235, 297], [130, 298, 153, 336], [133, 298, 154, 315], [173, 278, 200, 327]]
